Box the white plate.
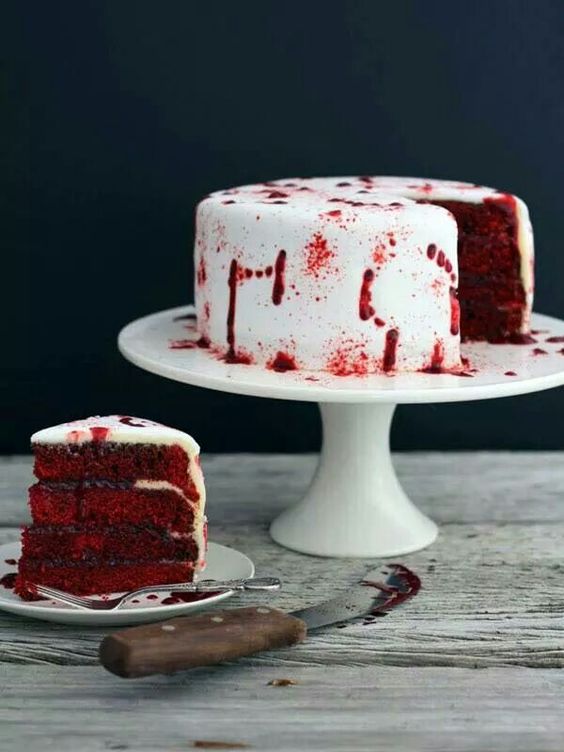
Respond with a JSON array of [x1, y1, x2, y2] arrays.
[[0, 542, 254, 626], [119, 307, 564, 404]]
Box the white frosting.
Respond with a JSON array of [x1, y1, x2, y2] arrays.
[[194, 176, 534, 373], [134, 479, 206, 567], [514, 196, 535, 330], [32, 416, 207, 572], [32, 415, 200, 454]]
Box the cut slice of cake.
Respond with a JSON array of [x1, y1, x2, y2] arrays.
[[15, 416, 206, 598]]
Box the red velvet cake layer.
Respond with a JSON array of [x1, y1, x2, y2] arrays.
[[33, 442, 198, 498], [29, 483, 195, 528], [21, 525, 198, 562], [427, 197, 526, 341], [16, 559, 195, 599]]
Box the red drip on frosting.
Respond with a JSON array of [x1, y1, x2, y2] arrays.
[[421, 341, 445, 374], [268, 352, 298, 372], [427, 244, 437, 260], [383, 329, 399, 372], [359, 270, 376, 320], [272, 251, 286, 305], [197, 256, 207, 287], [220, 251, 288, 364], [546, 336, 564, 343], [90, 427, 109, 442], [225, 259, 239, 361]]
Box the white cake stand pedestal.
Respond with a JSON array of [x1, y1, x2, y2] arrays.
[[119, 306, 564, 558], [271, 402, 438, 557]]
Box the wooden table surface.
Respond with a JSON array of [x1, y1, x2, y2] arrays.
[[1, 452, 563, 751]]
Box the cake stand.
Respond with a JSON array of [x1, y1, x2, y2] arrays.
[[118, 306, 564, 558]]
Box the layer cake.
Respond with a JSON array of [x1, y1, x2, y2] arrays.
[[16, 416, 206, 598]]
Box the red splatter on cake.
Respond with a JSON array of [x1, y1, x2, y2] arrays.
[[15, 416, 207, 599], [193, 177, 534, 374]]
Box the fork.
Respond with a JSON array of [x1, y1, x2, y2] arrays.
[[32, 577, 281, 611]]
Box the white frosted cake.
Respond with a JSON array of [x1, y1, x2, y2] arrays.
[[193, 176, 534, 375]]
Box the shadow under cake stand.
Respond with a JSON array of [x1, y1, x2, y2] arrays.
[[118, 306, 564, 558]]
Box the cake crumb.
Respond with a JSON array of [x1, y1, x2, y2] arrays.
[[268, 678, 299, 687]]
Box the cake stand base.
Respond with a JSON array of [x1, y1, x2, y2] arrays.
[[270, 403, 437, 557]]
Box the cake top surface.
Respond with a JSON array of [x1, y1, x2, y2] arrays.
[[31, 416, 200, 455], [201, 176, 512, 213]]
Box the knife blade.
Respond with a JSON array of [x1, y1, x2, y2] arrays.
[[291, 563, 420, 630], [99, 563, 420, 679]]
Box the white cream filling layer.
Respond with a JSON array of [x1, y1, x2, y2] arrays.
[[133, 478, 207, 571]]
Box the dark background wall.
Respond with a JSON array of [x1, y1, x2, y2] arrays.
[[4, 0, 564, 453]]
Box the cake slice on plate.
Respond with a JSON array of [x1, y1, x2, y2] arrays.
[[16, 416, 206, 598]]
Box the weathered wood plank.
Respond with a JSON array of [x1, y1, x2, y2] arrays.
[[1, 519, 563, 668], [1, 664, 563, 752]]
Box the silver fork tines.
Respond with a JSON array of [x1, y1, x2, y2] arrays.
[[32, 577, 281, 611]]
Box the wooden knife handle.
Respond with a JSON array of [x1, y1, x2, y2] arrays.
[[99, 606, 307, 678]]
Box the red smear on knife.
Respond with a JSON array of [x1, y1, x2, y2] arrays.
[[362, 564, 421, 613]]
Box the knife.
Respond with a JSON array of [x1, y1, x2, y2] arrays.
[[99, 563, 420, 678]]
